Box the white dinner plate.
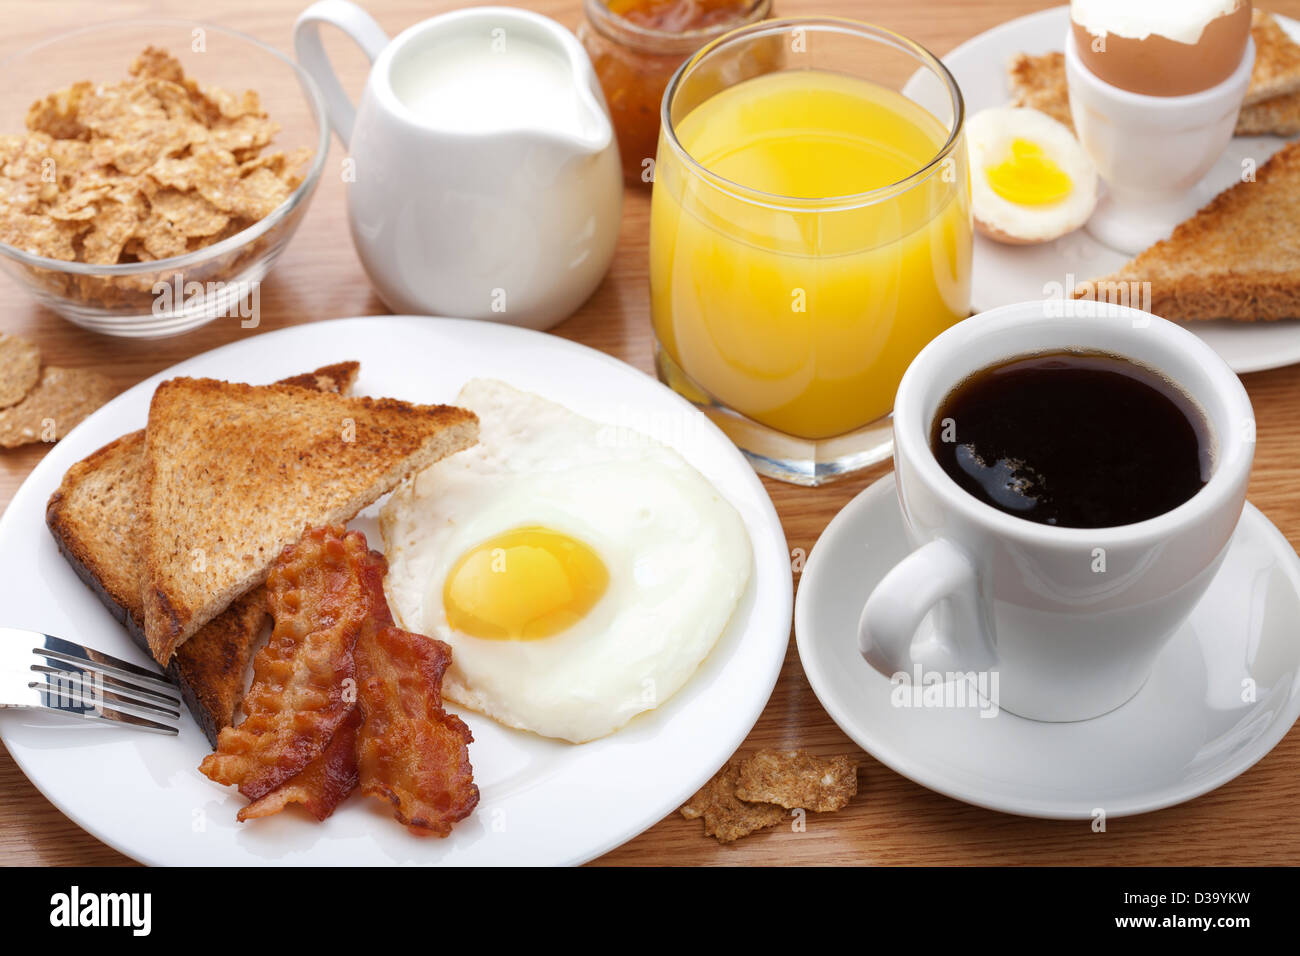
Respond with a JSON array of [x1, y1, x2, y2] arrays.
[[0, 316, 792, 866], [796, 473, 1300, 819], [944, 5, 1300, 374]]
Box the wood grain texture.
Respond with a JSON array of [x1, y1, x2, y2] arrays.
[[2, 0, 1299, 867]]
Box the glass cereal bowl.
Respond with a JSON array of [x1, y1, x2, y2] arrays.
[[0, 19, 329, 338]]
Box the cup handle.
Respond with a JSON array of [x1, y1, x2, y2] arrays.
[[293, 0, 390, 148], [858, 538, 997, 678]]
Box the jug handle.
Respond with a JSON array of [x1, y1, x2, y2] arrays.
[[294, 0, 390, 148]]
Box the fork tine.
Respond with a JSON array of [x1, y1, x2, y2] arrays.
[[31, 635, 177, 697], [85, 706, 178, 734], [0, 628, 183, 735], [30, 656, 181, 708], [31, 690, 179, 735], [29, 664, 181, 717], [27, 673, 180, 733]]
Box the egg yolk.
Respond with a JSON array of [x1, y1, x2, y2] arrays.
[[985, 138, 1072, 205], [442, 527, 609, 640]]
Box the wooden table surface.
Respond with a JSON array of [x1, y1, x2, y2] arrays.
[[3, 0, 1299, 867]]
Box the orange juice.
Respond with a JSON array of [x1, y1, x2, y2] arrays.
[[651, 69, 972, 440]]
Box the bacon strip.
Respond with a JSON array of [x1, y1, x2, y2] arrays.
[[356, 622, 479, 837], [198, 526, 379, 801], [238, 708, 361, 822], [199, 524, 478, 834]]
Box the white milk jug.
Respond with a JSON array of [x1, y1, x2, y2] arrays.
[[295, 1, 622, 329]]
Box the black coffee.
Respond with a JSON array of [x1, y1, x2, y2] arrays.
[[930, 351, 1210, 529]]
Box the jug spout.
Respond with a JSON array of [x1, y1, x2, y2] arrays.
[[568, 81, 615, 156], [526, 14, 615, 157]]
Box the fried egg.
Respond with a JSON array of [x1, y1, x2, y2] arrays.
[[967, 106, 1098, 244], [379, 379, 752, 744]]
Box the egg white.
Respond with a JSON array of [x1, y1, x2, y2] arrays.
[[379, 379, 753, 744], [967, 106, 1098, 244]]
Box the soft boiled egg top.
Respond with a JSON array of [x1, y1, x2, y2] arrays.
[[1070, 0, 1252, 95]]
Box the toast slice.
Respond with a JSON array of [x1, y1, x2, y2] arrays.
[[46, 362, 360, 744], [139, 378, 478, 663], [1072, 141, 1300, 321], [1236, 89, 1300, 136], [1007, 51, 1074, 130], [1246, 10, 1300, 105], [1009, 22, 1300, 139]]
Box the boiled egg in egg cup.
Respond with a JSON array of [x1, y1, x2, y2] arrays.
[[967, 107, 1098, 245], [1064, 1, 1256, 253]]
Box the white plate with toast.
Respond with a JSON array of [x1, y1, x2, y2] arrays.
[[950, 5, 1300, 374], [0, 315, 792, 866]]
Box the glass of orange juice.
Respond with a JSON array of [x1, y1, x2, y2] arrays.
[[651, 18, 971, 484]]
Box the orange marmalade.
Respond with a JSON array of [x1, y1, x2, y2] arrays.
[[578, 0, 771, 186]]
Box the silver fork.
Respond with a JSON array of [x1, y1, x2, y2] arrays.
[[0, 628, 181, 735]]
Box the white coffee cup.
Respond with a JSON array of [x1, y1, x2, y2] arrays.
[[858, 300, 1254, 722], [1064, 30, 1255, 254], [294, 1, 623, 329]]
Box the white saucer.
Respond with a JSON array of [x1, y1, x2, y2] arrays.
[[794, 472, 1300, 819], [941, 5, 1300, 374]]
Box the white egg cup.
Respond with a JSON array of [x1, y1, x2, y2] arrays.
[[1064, 31, 1255, 255]]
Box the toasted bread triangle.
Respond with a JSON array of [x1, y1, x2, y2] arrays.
[[1246, 9, 1300, 105], [1073, 141, 1300, 321], [46, 362, 360, 743], [139, 377, 477, 663]]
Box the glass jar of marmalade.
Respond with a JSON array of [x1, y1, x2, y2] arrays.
[[578, 0, 772, 186]]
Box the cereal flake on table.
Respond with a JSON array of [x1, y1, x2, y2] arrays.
[[680, 759, 789, 844], [0, 365, 115, 448], [734, 749, 860, 813], [0, 332, 41, 409], [679, 749, 863, 844]]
